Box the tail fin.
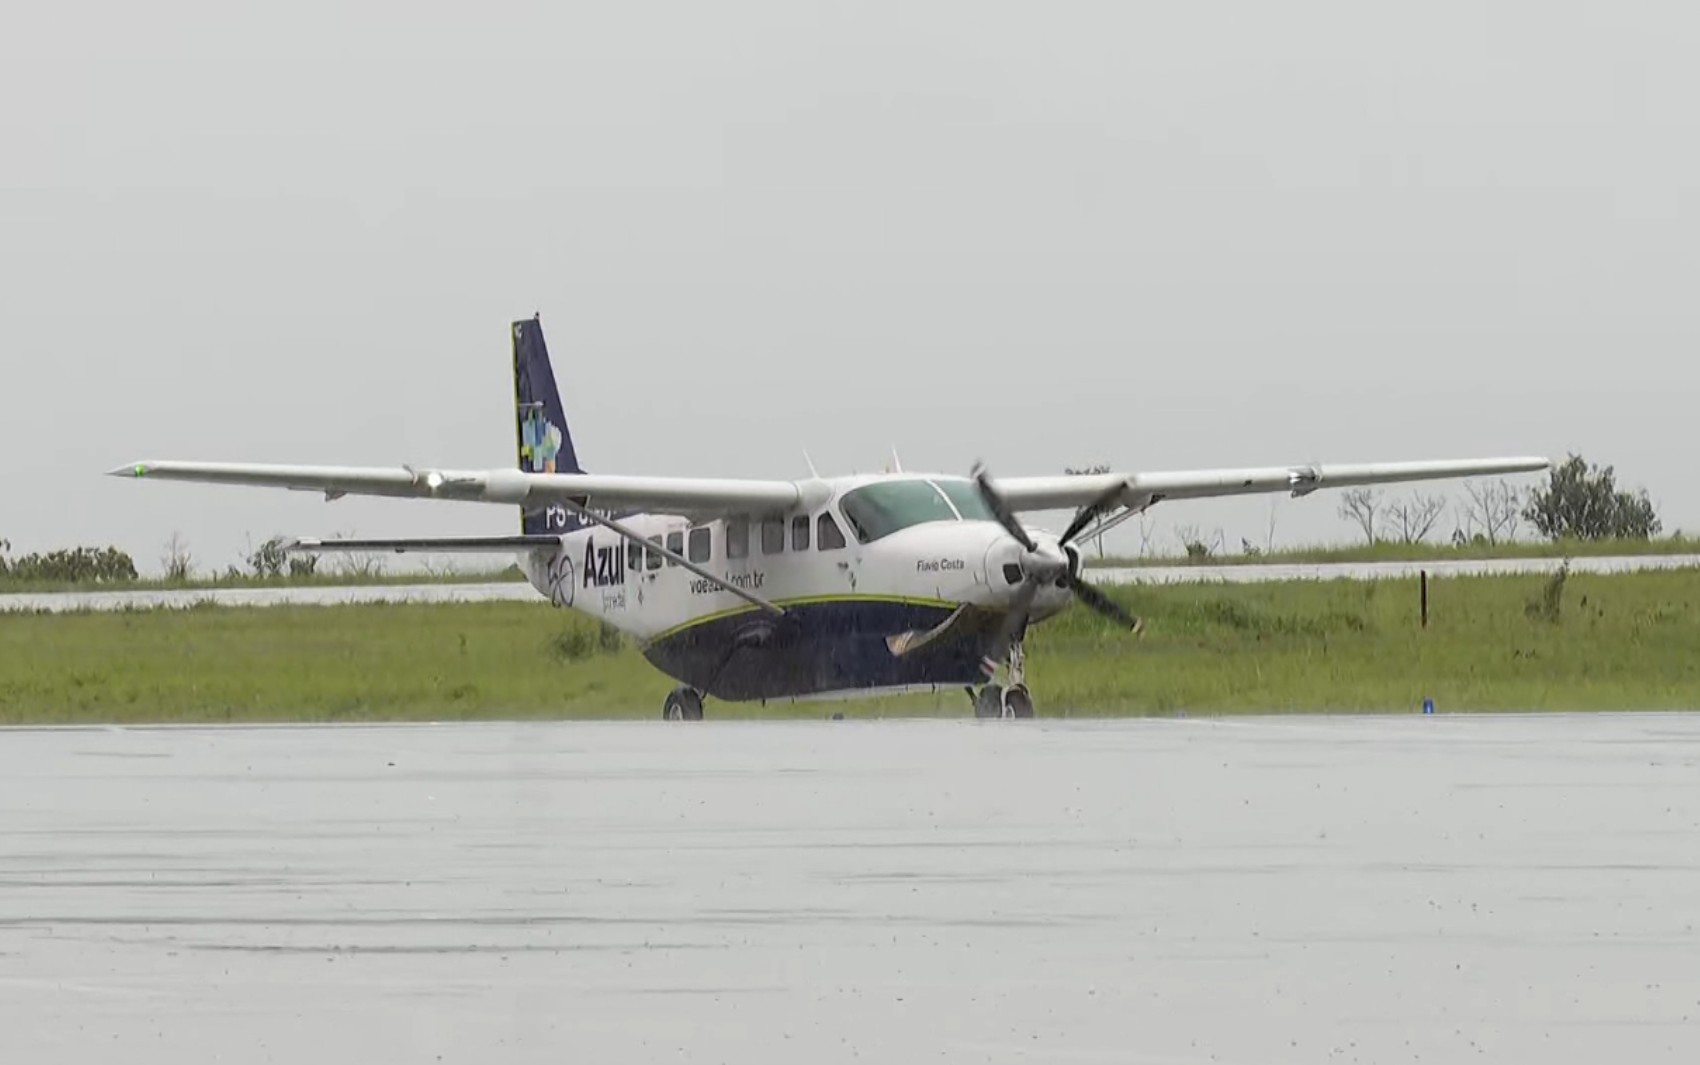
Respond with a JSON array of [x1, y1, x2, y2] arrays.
[[512, 315, 585, 534]]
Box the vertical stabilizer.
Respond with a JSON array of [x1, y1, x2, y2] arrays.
[[512, 315, 585, 534]]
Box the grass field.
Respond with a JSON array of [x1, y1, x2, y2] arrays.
[[4, 567, 1697, 724]]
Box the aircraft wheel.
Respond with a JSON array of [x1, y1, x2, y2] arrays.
[[1002, 684, 1035, 719], [973, 684, 1004, 719], [663, 688, 704, 721]]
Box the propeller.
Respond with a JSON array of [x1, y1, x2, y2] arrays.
[[971, 462, 1144, 678]]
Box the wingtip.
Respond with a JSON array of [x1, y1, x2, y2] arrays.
[[107, 462, 149, 478]]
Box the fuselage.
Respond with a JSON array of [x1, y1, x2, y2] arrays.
[[518, 473, 1080, 701]]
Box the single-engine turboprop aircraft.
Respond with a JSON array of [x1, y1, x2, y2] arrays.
[[112, 317, 1549, 719]]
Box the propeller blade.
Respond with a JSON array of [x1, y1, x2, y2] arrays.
[[972, 462, 1037, 552], [1059, 482, 1129, 546], [1065, 574, 1144, 633], [980, 580, 1039, 678], [887, 604, 972, 657]]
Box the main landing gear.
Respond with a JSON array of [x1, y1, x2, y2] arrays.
[[969, 640, 1036, 719], [663, 687, 704, 721]]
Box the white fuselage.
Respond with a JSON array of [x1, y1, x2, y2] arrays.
[[519, 473, 1075, 646]]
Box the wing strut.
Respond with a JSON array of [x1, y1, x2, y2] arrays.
[[554, 499, 785, 617]]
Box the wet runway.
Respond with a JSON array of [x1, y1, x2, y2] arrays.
[[2, 715, 1698, 1063]]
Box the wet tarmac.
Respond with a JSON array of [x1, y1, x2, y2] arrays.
[[5, 553, 1697, 613], [2, 715, 1697, 1063]]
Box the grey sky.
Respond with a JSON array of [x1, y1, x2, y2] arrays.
[[4, 2, 1694, 571]]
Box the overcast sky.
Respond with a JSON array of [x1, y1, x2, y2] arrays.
[[3, 2, 1694, 571]]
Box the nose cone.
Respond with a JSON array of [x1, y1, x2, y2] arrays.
[[982, 530, 1077, 610], [1025, 538, 1069, 580]]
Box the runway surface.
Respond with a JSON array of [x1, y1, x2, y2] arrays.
[[5, 553, 1697, 613], [2, 715, 1697, 1063]]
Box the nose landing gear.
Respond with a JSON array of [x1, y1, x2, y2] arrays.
[[969, 640, 1035, 719]]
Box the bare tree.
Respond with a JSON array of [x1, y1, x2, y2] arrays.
[[1264, 497, 1281, 554], [1136, 513, 1158, 559], [1336, 488, 1383, 544], [327, 528, 387, 580], [1174, 523, 1222, 561], [161, 532, 194, 583], [1386, 492, 1447, 544], [1460, 480, 1524, 545]]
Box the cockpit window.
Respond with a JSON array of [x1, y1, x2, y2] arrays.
[[839, 480, 963, 544], [931, 478, 997, 523]]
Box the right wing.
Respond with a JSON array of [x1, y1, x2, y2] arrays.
[[993, 456, 1552, 513], [109, 461, 807, 520]]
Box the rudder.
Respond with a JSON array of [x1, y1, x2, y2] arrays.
[[513, 315, 585, 534]]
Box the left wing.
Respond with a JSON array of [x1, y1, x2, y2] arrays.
[[285, 535, 561, 554], [994, 456, 1551, 513], [109, 462, 808, 520]]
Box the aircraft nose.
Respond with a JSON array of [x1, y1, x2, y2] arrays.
[[1025, 538, 1068, 579], [983, 532, 1070, 593]]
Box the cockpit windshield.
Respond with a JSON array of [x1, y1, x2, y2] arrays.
[[838, 478, 998, 543], [932, 478, 996, 523]]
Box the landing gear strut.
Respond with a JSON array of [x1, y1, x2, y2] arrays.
[[969, 639, 1035, 719], [663, 687, 704, 721]]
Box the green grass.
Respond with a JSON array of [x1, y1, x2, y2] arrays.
[[1094, 535, 1700, 568], [3, 569, 1697, 724], [0, 565, 527, 596]]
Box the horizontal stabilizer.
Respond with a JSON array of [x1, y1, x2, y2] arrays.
[[284, 535, 560, 555]]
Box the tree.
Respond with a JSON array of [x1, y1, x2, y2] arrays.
[[246, 535, 289, 579], [1522, 454, 1661, 541], [1459, 480, 1523, 545], [1386, 492, 1446, 544], [0, 545, 137, 583], [1336, 487, 1382, 544]]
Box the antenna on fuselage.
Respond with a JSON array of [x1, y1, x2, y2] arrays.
[[803, 449, 821, 479], [889, 446, 903, 473]]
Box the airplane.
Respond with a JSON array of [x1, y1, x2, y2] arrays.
[[111, 316, 1550, 720]]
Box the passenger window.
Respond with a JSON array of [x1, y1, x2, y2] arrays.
[[688, 527, 711, 564], [791, 514, 810, 551], [665, 531, 683, 567], [761, 518, 785, 555], [726, 517, 750, 560], [646, 536, 662, 570], [817, 512, 846, 550], [626, 541, 642, 572]]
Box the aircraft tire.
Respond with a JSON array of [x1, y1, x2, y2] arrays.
[[1002, 684, 1035, 719], [973, 684, 1005, 719], [663, 688, 705, 721]]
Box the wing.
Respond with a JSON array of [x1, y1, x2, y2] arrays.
[[108, 461, 806, 519], [284, 535, 561, 554], [994, 456, 1551, 512]]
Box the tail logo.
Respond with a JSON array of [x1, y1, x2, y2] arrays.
[[520, 408, 564, 474]]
